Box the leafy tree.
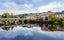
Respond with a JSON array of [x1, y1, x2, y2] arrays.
[[14, 15, 20, 18], [0, 15, 2, 18], [29, 20, 36, 24], [45, 17, 48, 20], [1, 13, 10, 18], [10, 13, 14, 18], [17, 14, 27, 18], [48, 13, 56, 20]]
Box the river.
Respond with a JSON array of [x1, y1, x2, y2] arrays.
[[0, 26, 64, 40]]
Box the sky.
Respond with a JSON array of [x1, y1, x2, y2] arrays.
[[0, 0, 64, 14]]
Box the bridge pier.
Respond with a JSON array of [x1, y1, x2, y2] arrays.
[[22, 19, 24, 25], [0, 18, 30, 26], [5, 20, 8, 25]]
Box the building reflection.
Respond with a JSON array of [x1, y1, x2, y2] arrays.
[[0, 24, 64, 31]]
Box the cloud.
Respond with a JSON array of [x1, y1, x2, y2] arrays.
[[38, 2, 64, 12], [23, 4, 33, 8], [0, 1, 37, 15], [32, 0, 43, 3], [0, 0, 64, 15]]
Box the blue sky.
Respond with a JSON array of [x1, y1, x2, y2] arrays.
[[0, 0, 64, 14]]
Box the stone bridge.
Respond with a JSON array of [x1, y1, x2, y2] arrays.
[[0, 18, 31, 25]]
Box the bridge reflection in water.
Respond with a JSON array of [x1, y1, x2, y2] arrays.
[[0, 24, 64, 31], [0, 18, 64, 31]]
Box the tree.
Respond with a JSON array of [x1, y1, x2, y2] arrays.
[[0, 15, 2, 18], [48, 13, 56, 20], [45, 17, 48, 20], [17, 14, 27, 18], [1, 13, 10, 18], [10, 13, 14, 18]]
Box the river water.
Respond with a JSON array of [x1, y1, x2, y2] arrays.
[[0, 26, 64, 40]]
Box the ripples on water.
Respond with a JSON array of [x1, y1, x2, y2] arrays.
[[0, 26, 64, 40]]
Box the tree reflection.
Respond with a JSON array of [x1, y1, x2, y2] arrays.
[[2, 26, 14, 31], [48, 25, 56, 31], [39, 24, 56, 31], [1, 24, 64, 31], [39, 24, 47, 31]]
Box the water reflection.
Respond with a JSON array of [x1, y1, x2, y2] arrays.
[[2, 26, 14, 31], [0, 24, 64, 31], [0, 26, 64, 40], [0, 22, 64, 40]]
